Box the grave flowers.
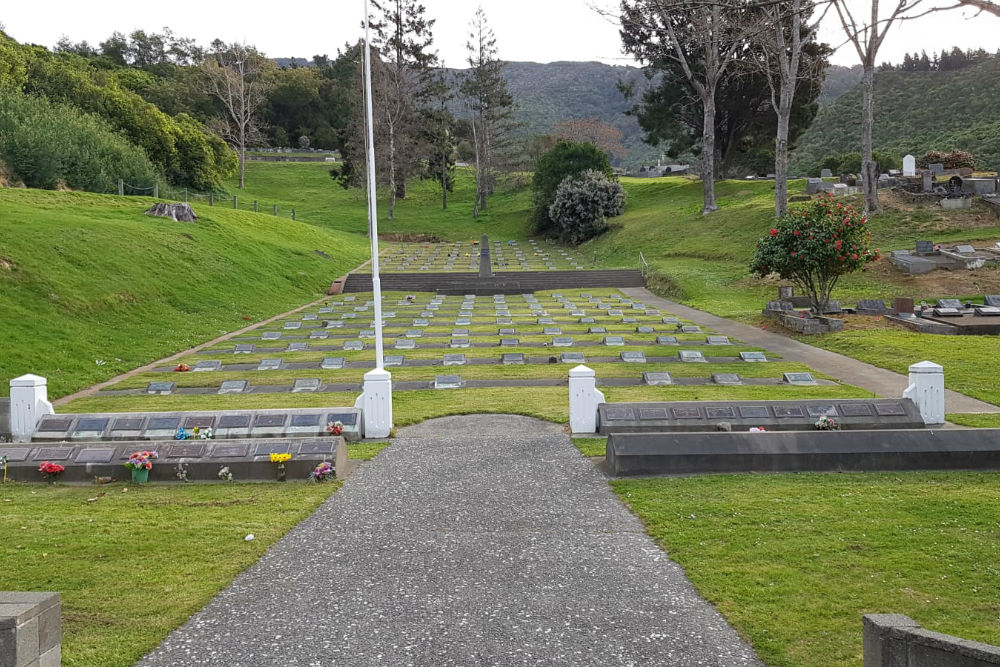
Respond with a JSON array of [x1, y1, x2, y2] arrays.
[[326, 420, 344, 436], [270, 452, 292, 482], [124, 450, 158, 483], [814, 414, 841, 431], [38, 461, 65, 482], [173, 363, 192, 372], [310, 461, 335, 483]]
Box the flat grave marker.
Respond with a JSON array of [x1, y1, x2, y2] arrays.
[[621, 351, 646, 363], [258, 358, 282, 371], [712, 373, 742, 385], [679, 350, 706, 363], [783, 372, 817, 386], [434, 375, 463, 389], [147, 381, 175, 395], [740, 351, 767, 362], [643, 372, 672, 386], [292, 378, 322, 393], [321, 357, 345, 370], [502, 353, 525, 365]]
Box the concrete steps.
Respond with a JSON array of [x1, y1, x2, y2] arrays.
[[343, 270, 645, 295]]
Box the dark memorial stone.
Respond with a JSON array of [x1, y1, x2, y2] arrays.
[[76, 449, 116, 463], [166, 444, 206, 458], [784, 372, 817, 386], [875, 402, 907, 416], [479, 234, 492, 278], [740, 406, 770, 419], [384, 355, 405, 366], [194, 360, 222, 371], [184, 416, 215, 429], [712, 373, 742, 385], [255, 442, 298, 457], [774, 406, 805, 418], [806, 405, 838, 417], [562, 352, 585, 363], [639, 408, 669, 420], [211, 444, 250, 458], [706, 406, 737, 419], [740, 351, 767, 362], [33, 448, 72, 461], [502, 353, 524, 365], [681, 325, 702, 333], [937, 298, 963, 309], [219, 380, 248, 394], [146, 381, 175, 394], [840, 403, 874, 417], [435, 375, 462, 389], [300, 441, 335, 455], [604, 406, 635, 421], [218, 415, 251, 429], [328, 412, 358, 426], [255, 414, 287, 428], [291, 414, 322, 427], [916, 240, 934, 254], [643, 372, 672, 385], [112, 418, 146, 431], [672, 407, 702, 419], [38, 418, 74, 432], [0, 448, 31, 462], [148, 417, 181, 431], [657, 336, 678, 345]]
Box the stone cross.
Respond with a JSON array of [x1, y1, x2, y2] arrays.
[[479, 234, 493, 278]]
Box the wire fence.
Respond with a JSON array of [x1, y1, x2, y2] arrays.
[[117, 180, 300, 220]]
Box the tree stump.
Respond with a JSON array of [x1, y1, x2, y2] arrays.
[[145, 203, 197, 222]]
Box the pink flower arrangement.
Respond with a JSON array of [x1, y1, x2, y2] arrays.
[[125, 450, 158, 471]]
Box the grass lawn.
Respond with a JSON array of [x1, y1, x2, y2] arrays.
[[612, 472, 1000, 667], [0, 188, 368, 398], [0, 481, 342, 667], [571, 437, 607, 457]]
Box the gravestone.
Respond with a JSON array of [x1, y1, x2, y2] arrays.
[[621, 351, 646, 363], [902, 154, 915, 177], [915, 240, 934, 255], [706, 336, 731, 345], [147, 381, 175, 395], [287, 342, 308, 352], [656, 336, 678, 345], [395, 339, 415, 350], [553, 337, 574, 347], [283, 321, 301, 330], [434, 375, 463, 389], [855, 299, 887, 315], [662, 317, 680, 324], [643, 372, 672, 386], [955, 245, 976, 255], [937, 298, 962, 309], [309, 331, 329, 340], [713, 373, 742, 385], [974, 306, 1000, 316], [806, 178, 824, 194], [194, 360, 222, 372], [680, 325, 702, 334], [932, 307, 962, 317], [543, 327, 562, 335], [450, 337, 470, 348], [783, 372, 817, 386], [820, 168, 833, 178], [321, 357, 346, 370], [234, 343, 255, 354], [922, 172, 933, 193], [984, 295, 1000, 307], [679, 350, 706, 363], [929, 163, 944, 175], [479, 234, 492, 278], [443, 354, 467, 366], [384, 355, 404, 367], [261, 331, 281, 340], [502, 353, 524, 365], [325, 320, 344, 329], [636, 326, 655, 334], [893, 297, 915, 315], [258, 358, 282, 371], [343, 340, 364, 351], [561, 352, 585, 363], [292, 378, 321, 393], [740, 351, 768, 362], [579, 317, 595, 324], [589, 326, 607, 334], [219, 380, 249, 394], [604, 336, 625, 346]]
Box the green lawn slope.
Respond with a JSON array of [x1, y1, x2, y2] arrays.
[[0, 188, 368, 397]]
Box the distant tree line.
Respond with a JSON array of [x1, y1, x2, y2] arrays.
[[881, 47, 997, 72]]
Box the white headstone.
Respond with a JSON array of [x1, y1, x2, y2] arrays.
[[902, 154, 916, 177]]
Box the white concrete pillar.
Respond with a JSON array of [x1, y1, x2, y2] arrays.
[[355, 368, 392, 438], [9, 374, 55, 443], [569, 365, 605, 434], [902, 361, 945, 425]]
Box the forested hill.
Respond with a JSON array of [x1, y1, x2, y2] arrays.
[[790, 55, 1000, 174]]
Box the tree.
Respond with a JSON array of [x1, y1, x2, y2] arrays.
[[552, 118, 628, 161], [421, 66, 456, 210], [750, 195, 880, 312], [621, 0, 755, 214], [548, 170, 627, 245], [461, 7, 516, 218], [532, 140, 613, 235], [202, 42, 273, 189], [753, 0, 826, 217], [368, 0, 438, 219]]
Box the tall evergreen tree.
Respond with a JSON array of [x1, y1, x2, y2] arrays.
[[460, 7, 516, 218]]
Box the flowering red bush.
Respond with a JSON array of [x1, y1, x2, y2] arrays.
[[38, 461, 65, 478], [750, 194, 879, 312]]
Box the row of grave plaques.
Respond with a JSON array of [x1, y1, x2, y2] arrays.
[[31, 409, 362, 442], [597, 398, 923, 433], [0, 439, 339, 465]]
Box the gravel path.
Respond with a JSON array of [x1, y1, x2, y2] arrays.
[[136, 415, 763, 666]]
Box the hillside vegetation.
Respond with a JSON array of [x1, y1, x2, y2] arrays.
[[791, 56, 1000, 174], [0, 188, 367, 397]]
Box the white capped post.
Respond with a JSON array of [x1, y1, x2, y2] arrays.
[[10, 374, 54, 443], [363, 0, 385, 370]]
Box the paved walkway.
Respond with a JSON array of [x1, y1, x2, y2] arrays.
[[623, 287, 1000, 415], [136, 415, 763, 667]]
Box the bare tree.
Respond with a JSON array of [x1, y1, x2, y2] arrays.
[[203, 42, 272, 190], [754, 0, 826, 216], [621, 0, 755, 214]]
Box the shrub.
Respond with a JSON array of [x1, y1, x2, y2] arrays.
[[532, 140, 613, 235], [750, 195, 880, 312], [548, 170, 626, 245], [0, 90, 160, 191]]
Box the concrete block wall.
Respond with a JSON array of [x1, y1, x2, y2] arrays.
[[864, 614, 1000, 667], [0, 592, 61, 667]]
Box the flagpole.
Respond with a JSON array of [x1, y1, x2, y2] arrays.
[[363, 0, 385, 370]]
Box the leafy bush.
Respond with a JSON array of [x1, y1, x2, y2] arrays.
[[917, 150, 976, 170], [548, 169, 626, 245], [0, 90, 160, 191], [815, 150, 899, 176], [532, 140, 613, 235], [750, 195, 880, 311]]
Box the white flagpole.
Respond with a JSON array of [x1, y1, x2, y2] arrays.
[[363, 0, 385, 370]]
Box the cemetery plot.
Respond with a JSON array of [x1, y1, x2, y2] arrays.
[[378, 240, 587, 273], [70, 289, 866, 418]]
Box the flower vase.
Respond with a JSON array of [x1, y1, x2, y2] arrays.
[[131, 467, 150, 484], [276, 464, 287, 482]]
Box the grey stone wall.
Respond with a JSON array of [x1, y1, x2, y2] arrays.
[[0, 592, 61, 667], [864, 614, 1000, 667]]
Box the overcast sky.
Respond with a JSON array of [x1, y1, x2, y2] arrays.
[[3, 0, 998, 68]]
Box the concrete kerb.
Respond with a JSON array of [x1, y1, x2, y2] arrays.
[[622, 287, 1000, 415]]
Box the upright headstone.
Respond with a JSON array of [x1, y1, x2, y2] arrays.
[[902, 154, 915, 177], [820, 168, 833, 178], [893, 297, 915, 315], [922, 172, 933, 193], [479, 234, 492, 278]]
